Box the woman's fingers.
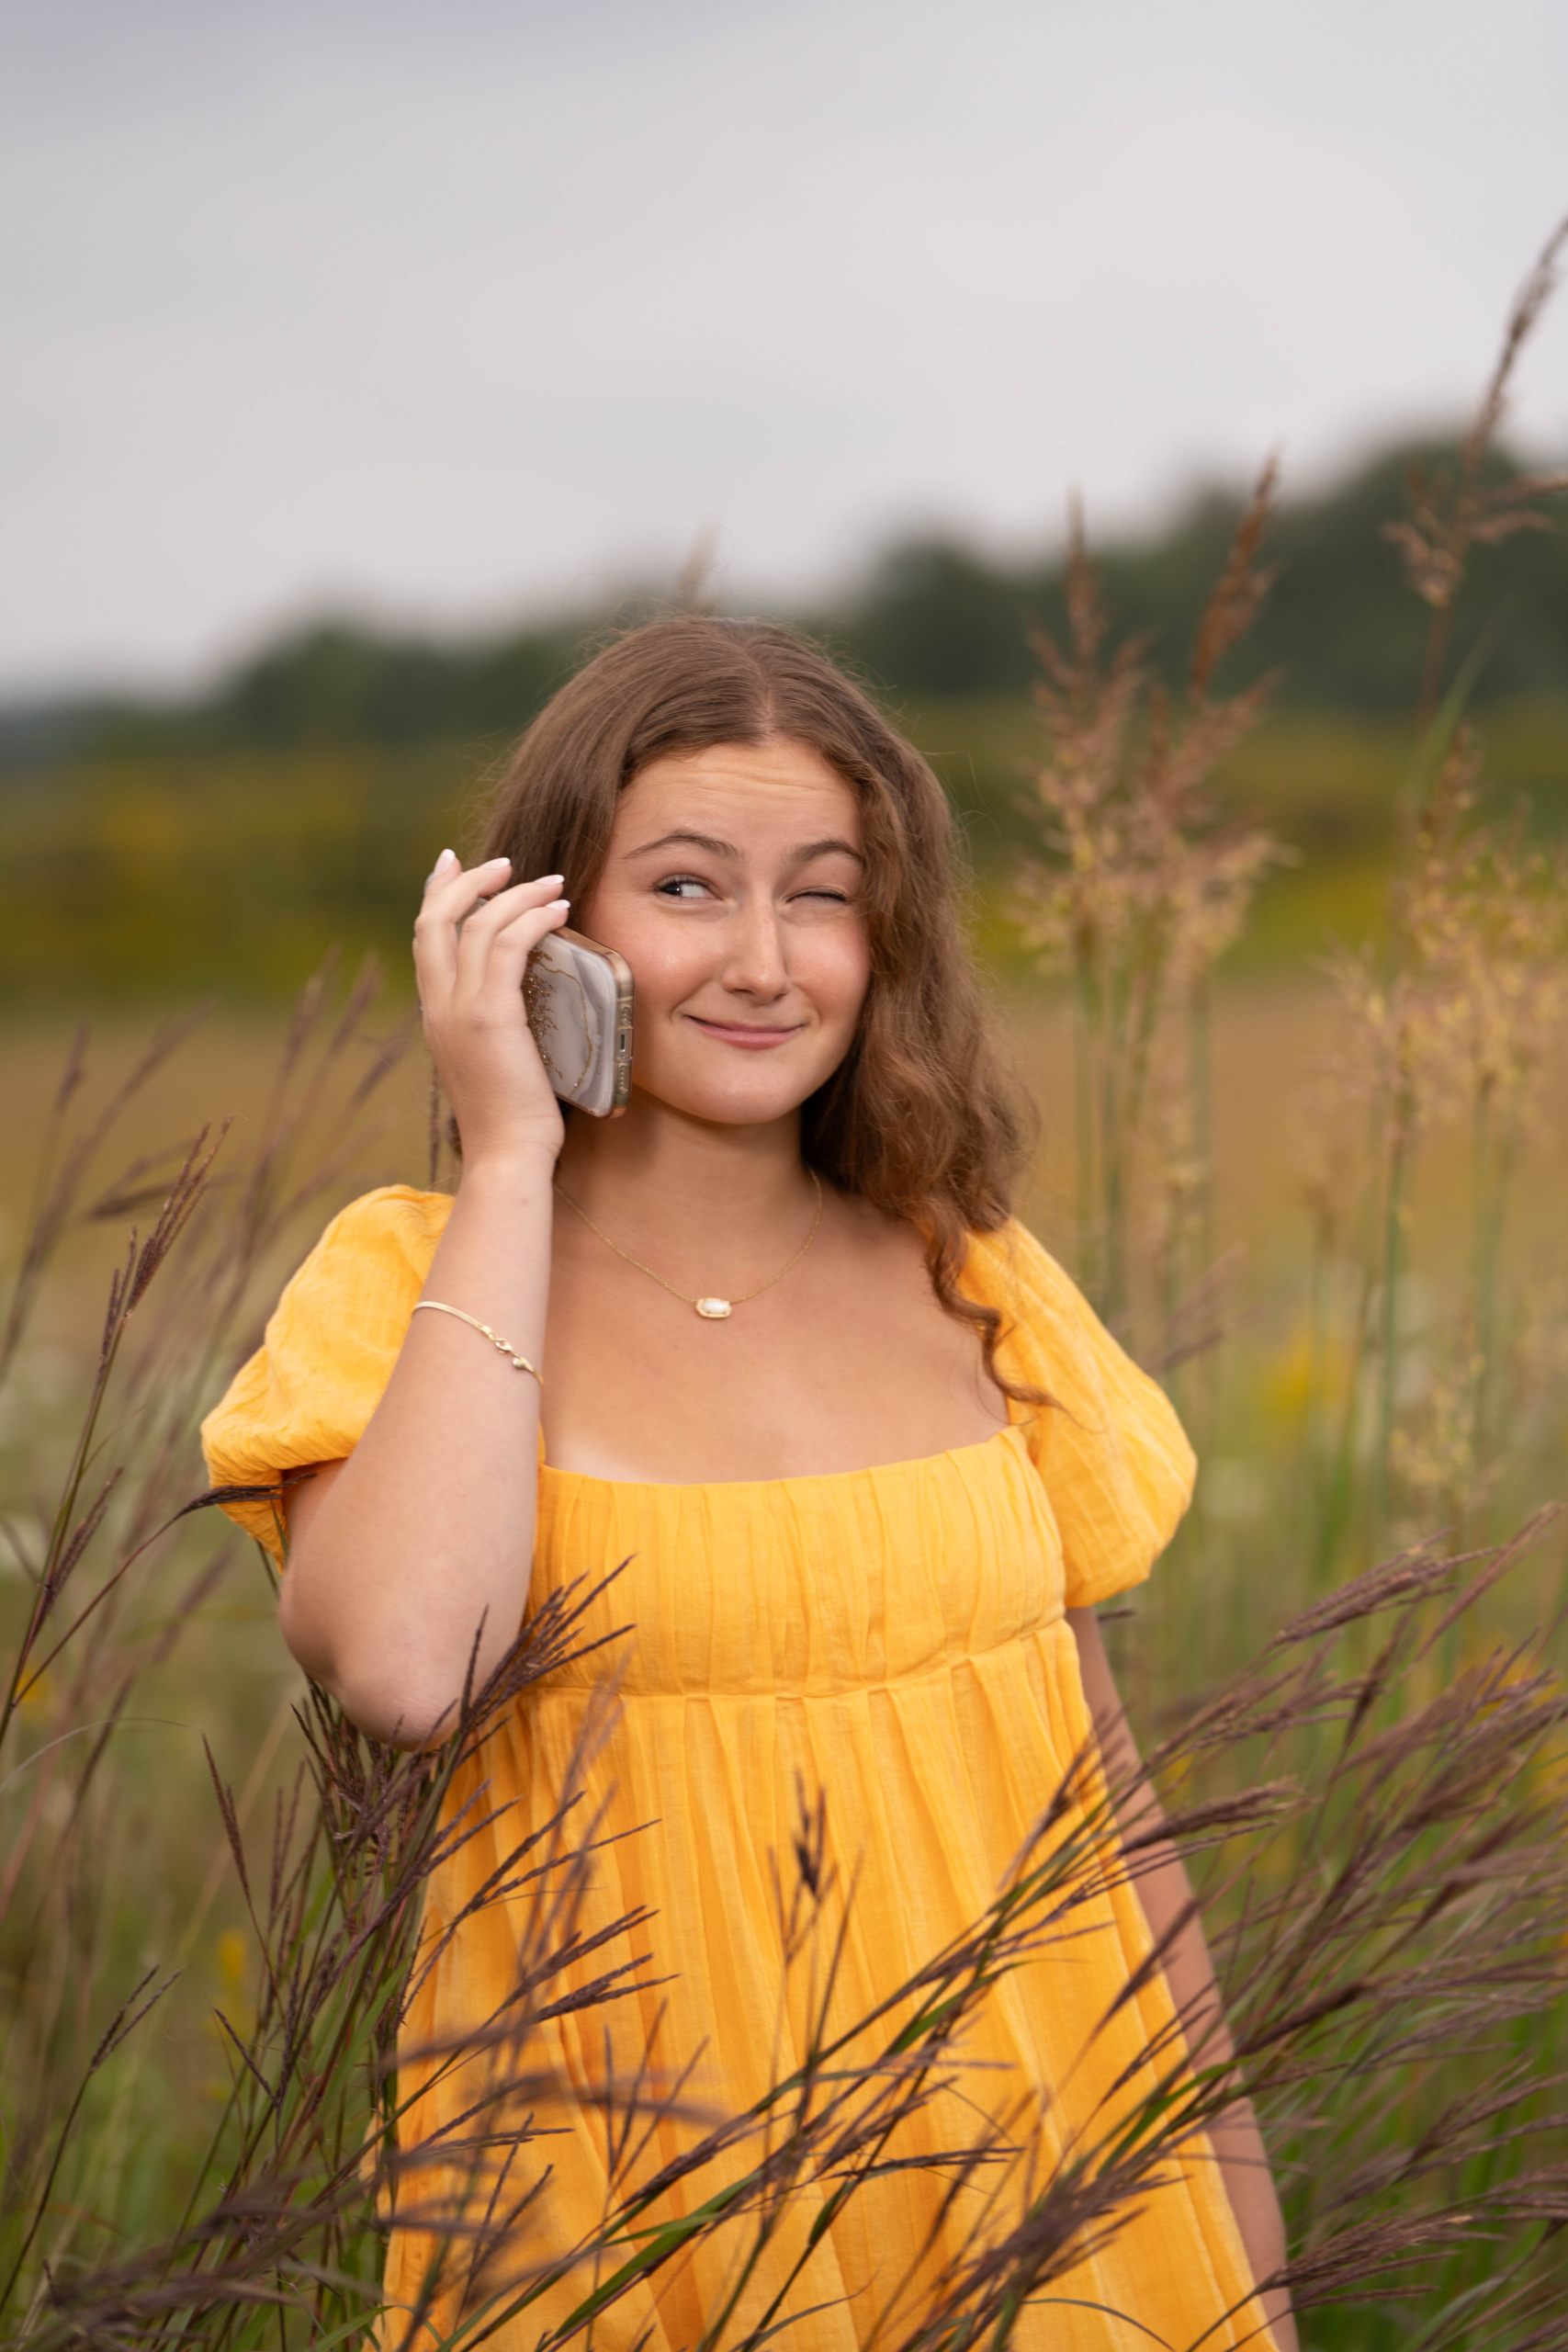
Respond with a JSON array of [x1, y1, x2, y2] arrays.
[[419, 853, 515, 933], [413, 853, 505, 994], [412, 854, 572, 1160], [414, 854, 572, 1035], [415, 855, 544, 986], [452, 873, 569, 998]]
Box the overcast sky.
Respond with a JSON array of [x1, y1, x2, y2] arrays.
[[3, 0, 1565, 695]]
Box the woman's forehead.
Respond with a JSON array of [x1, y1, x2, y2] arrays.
[[615, 742, 863, 854]]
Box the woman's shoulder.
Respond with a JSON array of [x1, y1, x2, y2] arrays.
[[200, 1185, 454, 1555], [305, 1182, 456, 1269], [962, 1213, 1161, 1408], [266, 1183, 454, 1353], [964, 1218, 1197, 1604], [962, 1217, 1098, 1332]]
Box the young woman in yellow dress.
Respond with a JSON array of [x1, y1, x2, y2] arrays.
[[203, 618, 1293, 2350]]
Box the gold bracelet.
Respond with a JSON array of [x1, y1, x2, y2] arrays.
[[412, 1299, 543, 1385]]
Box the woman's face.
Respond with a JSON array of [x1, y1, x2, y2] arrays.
[[578, 739, 872, 1129]]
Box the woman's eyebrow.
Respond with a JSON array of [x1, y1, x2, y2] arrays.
[[625, 831, 864, 865], [626, 830, 738, 859], [789, 836, 865, 867]]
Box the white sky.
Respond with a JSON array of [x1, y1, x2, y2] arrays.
[[3, 0, 1566, 694]]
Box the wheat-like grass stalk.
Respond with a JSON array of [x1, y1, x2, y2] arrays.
[[1012, 464, 1286, 1353]]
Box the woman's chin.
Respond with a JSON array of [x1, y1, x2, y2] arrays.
[[628, 1056, 836, 1131]]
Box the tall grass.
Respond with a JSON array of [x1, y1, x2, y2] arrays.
[[3, 1071, 1565, 2346], [1015, 218, 1568, 1566], [1007, 216, 1568, 2337], [6, 232, 1568, 2346], [1011, 456, 1286, 1350]]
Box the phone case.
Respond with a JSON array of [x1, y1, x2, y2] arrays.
[[524, 927, 634, 1117]]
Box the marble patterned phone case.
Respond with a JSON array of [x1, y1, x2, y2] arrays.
[[524, 927, 634, 1117]]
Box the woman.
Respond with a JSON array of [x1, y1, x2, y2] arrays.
[[203, 618, 1293, 2350]]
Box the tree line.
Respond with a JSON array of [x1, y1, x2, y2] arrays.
[[5, 434, 1565, 776]]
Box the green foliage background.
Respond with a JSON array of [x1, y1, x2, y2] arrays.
[[4, 433, 1566, 1011]]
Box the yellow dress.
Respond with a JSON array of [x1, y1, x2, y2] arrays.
[[203, 1186, 1271, 2351]]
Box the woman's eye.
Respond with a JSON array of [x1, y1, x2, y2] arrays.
[[656, 876, 711, 900]]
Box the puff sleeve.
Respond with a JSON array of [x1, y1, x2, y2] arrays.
[[965, 1222, 1196, 1609], [200, 1184, 454, 1561]]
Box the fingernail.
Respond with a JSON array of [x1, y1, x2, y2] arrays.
[[547, 897, 570, 910], [434, 847, 457, 874], [539, 874, 565, 889], [486, 854, 513, 870]]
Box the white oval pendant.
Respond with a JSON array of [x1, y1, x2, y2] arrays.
[[694, 1297, 733, 1319]]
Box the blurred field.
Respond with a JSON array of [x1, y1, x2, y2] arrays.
[[0, 1011, 430, 1338], [7, 696, 1568, 1009], [0, 979, 1348, 1333]]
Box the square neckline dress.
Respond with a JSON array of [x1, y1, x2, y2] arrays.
[[203, 1186, 1274, 2352]]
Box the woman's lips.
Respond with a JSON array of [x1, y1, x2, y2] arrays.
[[686, 1015, 803, 1050]]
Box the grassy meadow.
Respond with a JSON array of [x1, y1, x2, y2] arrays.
[[6, 328, 1568, 2342], [7, 693, 1568, 1009], [4, 948, 1567, 2342]]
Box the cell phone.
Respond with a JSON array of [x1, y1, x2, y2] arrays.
[[524, 926, 634, 1117]]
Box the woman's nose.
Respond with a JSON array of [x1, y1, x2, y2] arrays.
[[722, 899, 788, 998]]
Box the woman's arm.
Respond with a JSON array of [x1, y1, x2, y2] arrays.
[[277, 854, 570, 1748], [1068, 1607, 1299, 2352]]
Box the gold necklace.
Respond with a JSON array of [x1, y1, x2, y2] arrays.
[[553, 1170, 824, 1319]]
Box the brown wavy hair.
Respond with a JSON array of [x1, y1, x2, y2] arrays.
[[481, 616, 1033, 1390]]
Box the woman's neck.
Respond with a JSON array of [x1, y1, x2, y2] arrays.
[[553, 1094, 817, 1267]]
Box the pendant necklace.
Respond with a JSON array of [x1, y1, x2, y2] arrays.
[[553, 1170, 824, 1319]]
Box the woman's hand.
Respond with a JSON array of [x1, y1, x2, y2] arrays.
[[286, 848, 565, 1740], [413, 849, 571, 1170]]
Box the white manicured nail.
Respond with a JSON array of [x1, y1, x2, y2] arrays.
[[433, 847, 457, 875]]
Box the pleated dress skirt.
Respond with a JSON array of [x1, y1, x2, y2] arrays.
[[381, 1426, 1269, 2351], [198, 1190, 1272, 2350]]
